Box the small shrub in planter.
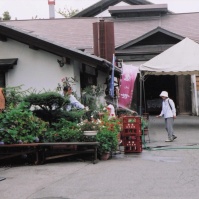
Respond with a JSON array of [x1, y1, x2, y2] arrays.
[[96, 128, 118, 156], [78, 120, 100, 132]]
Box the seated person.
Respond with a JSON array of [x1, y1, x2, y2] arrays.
[[63, 86, 85, 111]]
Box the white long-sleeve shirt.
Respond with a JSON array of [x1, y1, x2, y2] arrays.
[[159, 98, 176, 118], [66, 94, 85, 111]]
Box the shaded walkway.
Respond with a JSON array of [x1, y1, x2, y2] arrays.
[[145, 115, 199, 149], [1, 115, 199, 199]]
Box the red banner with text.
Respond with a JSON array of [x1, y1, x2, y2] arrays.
[[118, 64, 138, 109]]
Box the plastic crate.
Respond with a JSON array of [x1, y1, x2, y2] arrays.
[[123, 122, 141, 129], [122, 116, 141, 124], [121, 127, 141, 136], [124, 144, 142, 153], [123, 135, 142, 153]]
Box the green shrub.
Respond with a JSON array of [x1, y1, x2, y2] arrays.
[[0, 102, 48, 144], [44, 119, 83, 142], [3, 86, 27, 108], [24, 91, 69, 110], [24, 91, 70, 125], [24, 91, 85, 125], [96, 113, 120, 154], [96, 129, 118, 155]]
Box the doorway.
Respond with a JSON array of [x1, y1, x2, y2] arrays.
[[142, 75, 192, 115]]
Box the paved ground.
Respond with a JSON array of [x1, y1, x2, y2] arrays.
[[1, 115, 199, 199]]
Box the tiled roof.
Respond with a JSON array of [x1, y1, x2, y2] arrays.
[[0, 21, 121, 74], [73, 0, 152, 17], [109, 4, 168, 13], [1, 12, 199, 53]]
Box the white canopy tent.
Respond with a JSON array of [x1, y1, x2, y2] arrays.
[[139, 37, 199, 115]]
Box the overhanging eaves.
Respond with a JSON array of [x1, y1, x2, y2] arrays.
[[0, 58, 18, 71], [116, 27, 185, 50], [73, 0, 152, 17]]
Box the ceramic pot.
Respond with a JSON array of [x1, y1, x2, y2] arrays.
[[83, 131, 98, 136], [101, 152, 110, 160]]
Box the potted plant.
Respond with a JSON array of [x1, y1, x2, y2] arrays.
[[78, 120, 100, 136], [96, 113, 121, 160], [96, 128, 118, 160]]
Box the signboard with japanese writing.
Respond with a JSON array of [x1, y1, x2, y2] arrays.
[[118, 64, 138, 108]]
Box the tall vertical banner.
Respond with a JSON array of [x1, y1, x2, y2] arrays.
[[109, 54, 115, 98], [118, 64, 138, 108]]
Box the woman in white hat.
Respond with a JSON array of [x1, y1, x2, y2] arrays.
[[156, 91, 177, 142]]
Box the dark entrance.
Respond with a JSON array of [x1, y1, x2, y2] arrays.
[[142, 75, 192, 115], [143, 75, 177, 114]]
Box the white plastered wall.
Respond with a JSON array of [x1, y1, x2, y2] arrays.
[[0, 39, 82, 95]]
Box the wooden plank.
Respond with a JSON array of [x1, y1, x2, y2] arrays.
[[39, 142, 99, 146], [0, 150, 36, 160], [0, 142, 99, 148], [0, 143, 40, 148], [45, 149, 94, 160]]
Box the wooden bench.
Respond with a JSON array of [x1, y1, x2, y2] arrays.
[[0, 143, 41, 164], [39, 142, 99, 164], [0, 142, 99, 164]]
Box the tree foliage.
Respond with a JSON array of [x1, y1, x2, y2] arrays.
[[58, 7, 79, 18], [24, 91, 69, 111], [2, 11, 11, 20]]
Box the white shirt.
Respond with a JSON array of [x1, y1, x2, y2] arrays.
[[160, 98, 176, 118], [107, 104, 116, 119], [66, 94, 85, 111]]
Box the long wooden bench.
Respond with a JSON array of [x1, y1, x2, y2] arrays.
[[0, 142, 99, 164]]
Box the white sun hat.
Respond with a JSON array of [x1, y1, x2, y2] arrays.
[[160, 91, 168, 97]]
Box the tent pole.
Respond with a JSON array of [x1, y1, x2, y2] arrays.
[[139, 71, 142, 116]]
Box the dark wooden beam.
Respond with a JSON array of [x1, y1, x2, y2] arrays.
[[29, 45, 39, 50]]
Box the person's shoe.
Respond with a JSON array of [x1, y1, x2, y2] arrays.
[[173, 135, 177, 140], [165, 139, 173, 142]]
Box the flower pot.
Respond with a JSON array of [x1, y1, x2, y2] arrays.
[[100, 152, 110, 160], [83, 131, 98, 136]]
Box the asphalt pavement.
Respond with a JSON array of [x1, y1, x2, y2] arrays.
[[1, 115, 199, 199]]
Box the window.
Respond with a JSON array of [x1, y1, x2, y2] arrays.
[[80, 64, 97, 89]]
